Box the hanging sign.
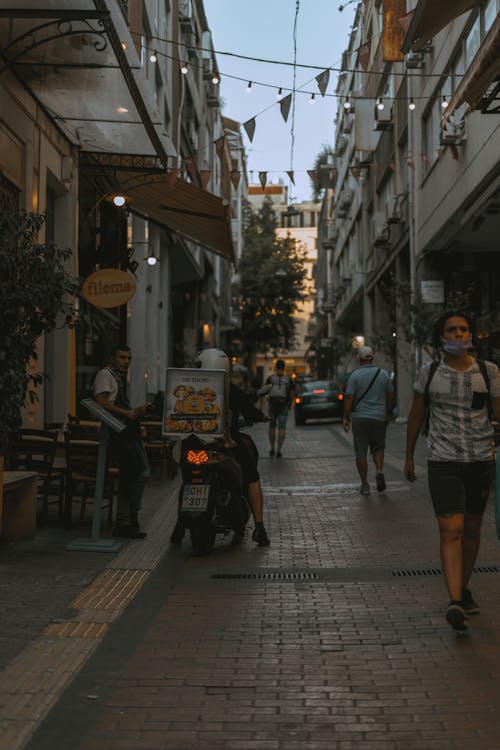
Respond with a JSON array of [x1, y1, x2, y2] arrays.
[[421, 280, 444, 304], [82, 268, 136, 309]]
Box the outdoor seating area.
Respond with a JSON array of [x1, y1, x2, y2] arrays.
[[2, 418, 176, 535]]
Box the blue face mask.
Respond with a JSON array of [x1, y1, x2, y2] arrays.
[[442, 337, 473, 356]]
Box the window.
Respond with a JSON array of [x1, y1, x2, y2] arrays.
[[483, 0, 498, 33], [422, 97, 440, 169], [465, 15, 480, 68]]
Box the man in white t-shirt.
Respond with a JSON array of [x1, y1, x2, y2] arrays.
[[94, 346, 151, 539], [405, 312, 500, 633]]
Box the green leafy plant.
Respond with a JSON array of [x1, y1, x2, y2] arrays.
[[0, 212, 77, 455]]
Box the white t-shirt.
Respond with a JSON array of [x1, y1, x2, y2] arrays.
[[93, 367, 119, 405], [415, 358, 500, 462]]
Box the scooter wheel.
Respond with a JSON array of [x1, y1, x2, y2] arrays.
[[190, 524, 216, 555]]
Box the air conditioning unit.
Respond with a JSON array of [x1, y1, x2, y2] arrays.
[[343, 117, 353, 134], [339, 189, 353, 210], [202, 57, 213, 80], [406, 51, 424, 69], [375, 104, 393, 131], [207, 82, 219, 108], [385, 194, 403, 225], [355, 152, 373, 169], [440, 120, 466, 146], [179, 0, 195, 34], [372, 213, 389, 247], [336, 135, 348, 156]]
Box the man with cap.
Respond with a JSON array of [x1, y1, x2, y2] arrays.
[[342, 345, 394, 494]]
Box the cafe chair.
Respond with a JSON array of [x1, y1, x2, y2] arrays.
[[63, 433, 116, 528], [9, 428, 65, 522], [66, 415, 101, 441], [141, 420, 177, 478]]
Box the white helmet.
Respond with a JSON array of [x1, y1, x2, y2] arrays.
[[197, 348, 230, 373]]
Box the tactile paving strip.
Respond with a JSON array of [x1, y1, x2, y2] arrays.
[[42, 622, 109, 639], [71, 568, 150, 611]]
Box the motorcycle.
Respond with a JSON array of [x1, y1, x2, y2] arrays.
[[176, 433, 253, 555]]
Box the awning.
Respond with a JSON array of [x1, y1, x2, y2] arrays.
[[401, 0, 482, 53], [444, 12, 500, 116], [0, 2, 175, 162], [118, 172, 235, 262]]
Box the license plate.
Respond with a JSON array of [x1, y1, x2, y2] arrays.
[[181, 484, 210, 510], [313, 396, 327, 403]]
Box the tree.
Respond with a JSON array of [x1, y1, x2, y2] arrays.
[[237, 200, 306, 366], [0, 212, 76, 457], [310, 144, 335, 201]]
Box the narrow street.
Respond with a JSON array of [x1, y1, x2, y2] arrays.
[[2, 419, 500, 750]]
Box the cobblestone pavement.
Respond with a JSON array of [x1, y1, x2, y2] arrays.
[[2, 418, 500, 750]]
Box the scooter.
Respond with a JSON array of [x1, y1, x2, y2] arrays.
[[175, 433, 252, 555]]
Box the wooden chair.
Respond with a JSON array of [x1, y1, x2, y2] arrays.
[[66, 415, 101, 441], [9, 429, 65, 522], [141, 420, 177, 478], [63, 434, 116, 528]]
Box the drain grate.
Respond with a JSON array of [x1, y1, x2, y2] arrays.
[[211, 571, 320, 581], [393, 565, 498, 577]]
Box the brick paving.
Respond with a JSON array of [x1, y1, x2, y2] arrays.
[[2, 418, 500, 749]]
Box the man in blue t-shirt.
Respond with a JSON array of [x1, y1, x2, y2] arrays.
[[342, 346, 394, 495]]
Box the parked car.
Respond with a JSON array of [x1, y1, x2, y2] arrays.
[[294, 373, 314, 387], [294, 380, 344, 425]]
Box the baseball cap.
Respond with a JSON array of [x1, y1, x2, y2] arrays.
[[358, 346, 374, 360]]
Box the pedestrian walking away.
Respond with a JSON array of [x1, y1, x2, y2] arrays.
[[342, 345, 394, 495], [404, 311, 500, 633], [266, 358, 295, 458], [93, 345, 152, 539]]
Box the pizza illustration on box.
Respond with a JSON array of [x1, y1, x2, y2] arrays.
[[163, 368, 226, 437]]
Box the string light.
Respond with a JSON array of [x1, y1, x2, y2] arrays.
[[276, 87, 283, 99], [344, 96, 351, 110], [310, 93, 315, 104], [246, 81, 253, 93], [180, 61, 188, 74], [441, 95, 448, 109], [211, 73, 220, 84], [376, 97, 385, 110], [408, 98, 416, 111], [149, 50, 158, 63]]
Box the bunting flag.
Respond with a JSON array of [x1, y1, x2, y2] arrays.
[[349, 165, 360, 182], [215, 135, 226, 160], [230, 170, 241, 190], [307, 169, 318, 187], [166, 168, 180, 186], [437, 148, 444, 160], [259, 171, 267, 189], [243, 118, 256, 142], [184, 155, 197, 179], [450, 144, 460, 161], [398, 9, 415, 34], [280, 93, 293, 122], [358, 40, 371, 71], [382, 0, 406, 62], [199, 169, 211, 189], [421, 153, 430, 167], [286, 170, 295, 185], [315, 69, 330, 97], [388, 159, 396, 171], [407, 158, 415, 170]]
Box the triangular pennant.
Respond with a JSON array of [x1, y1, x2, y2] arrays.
[[243, 118, 256, 142], [286, 170, 295, 185], [230, 170, 241, 190], [166, 168, 180, 186], [315, 69, 330, 97], [200, 169, 211, 189], [258, 171, 267, 190], [437, 148, 444, 160], [184, 155, 197, 179], [450, 144, 460, 161], [307, 169, 318, 187], [280, 93, 292, 122], [421, 153, 430, 167], [215, 135, 226, 160], [358, 40, 371, 71], [407, 158, 415, 170], [398, 9, 414, 34]]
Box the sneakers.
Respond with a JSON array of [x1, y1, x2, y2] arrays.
[[359, 483, 370, 495], [252, 524, 270, 547], [462, 588, 480, 615], [276, 451, 282, 458], [446, 600, 468, 632], [375, 472, 386, 492], [269, 449, 275, 457]]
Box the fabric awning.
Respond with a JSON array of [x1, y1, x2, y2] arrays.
[[119, 173, 235, 262], [401, 0, 482, 53], [444, 12, 500, 116]]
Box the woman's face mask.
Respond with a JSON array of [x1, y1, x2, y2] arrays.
[[442, 337, 473, 356]]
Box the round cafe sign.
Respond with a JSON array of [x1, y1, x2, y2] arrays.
[[82, 268, 136, 309]]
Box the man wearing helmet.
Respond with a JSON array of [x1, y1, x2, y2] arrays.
[[171, 348, 271, 547]]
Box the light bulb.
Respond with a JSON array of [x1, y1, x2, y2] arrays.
[[441, 95, 448, 109], [147, 255, 158, 266], [408, 99, 416, 111], [211, 74, 220, 85], [310, 93, 315, 104], [180, 62, 188, 74], [246, 81, 253, 93], [113, 195, 126, 207], [377, 97, 384, 111], [149, 51, 157, 63], [276, 87, 283, 100], [344, 97, 351, 110]]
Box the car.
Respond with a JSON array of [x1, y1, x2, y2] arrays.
[[294, 380, 344, 425]]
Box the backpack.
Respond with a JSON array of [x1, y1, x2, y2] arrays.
[[422, 359, 492, 436]]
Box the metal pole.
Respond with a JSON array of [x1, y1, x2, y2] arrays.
[[90, 423, 108, 542]]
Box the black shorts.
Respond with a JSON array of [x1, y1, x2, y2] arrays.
[[351, 418, 387, 458], [232, 432, 260, 485], [427, 460, 495, 517]]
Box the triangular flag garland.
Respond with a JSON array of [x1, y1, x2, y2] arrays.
[[315, 69, 330, 97], [407, 158, 415, 170], [280, 93, 293, 122], [421, 153, 430, 167], [450, 145, 460, 161], [259, 171, 268, 189], [230, 170, 241, 190], [357, 40, 371, 71], [166, 168, 180, 186], [307, 169, 318, 187], [286, 171, 295, 185], [200, 169, 211, 189], [243, 118, 256, 142]]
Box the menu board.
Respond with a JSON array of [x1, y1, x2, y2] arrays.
[[80, 398, 127, 433], [162, 368, 226, 438]]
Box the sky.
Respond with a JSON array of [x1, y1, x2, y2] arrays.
[[203, 0, 357, 203]]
